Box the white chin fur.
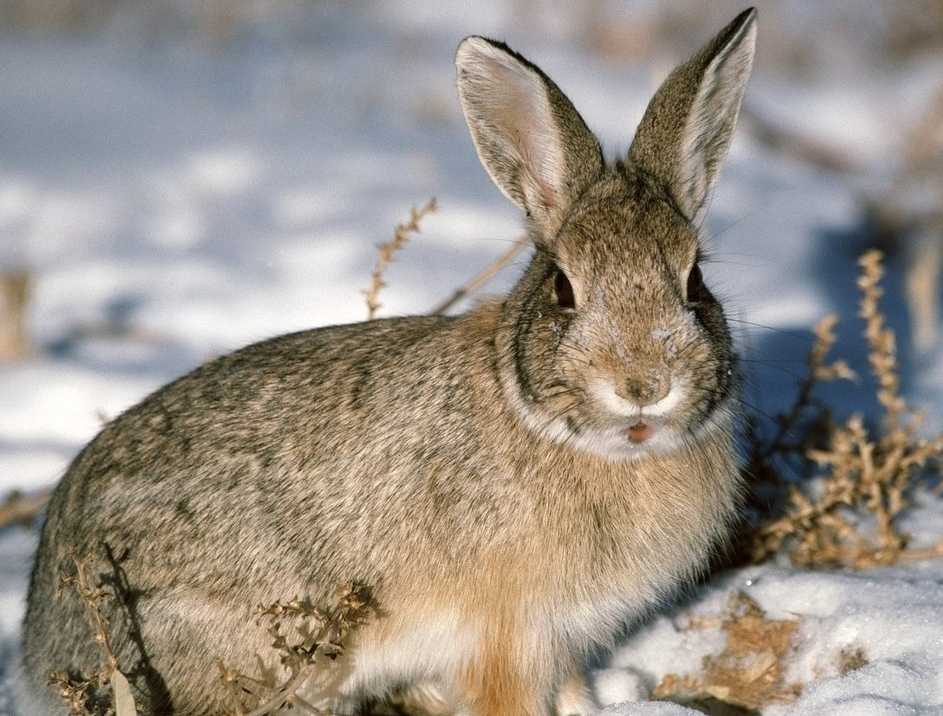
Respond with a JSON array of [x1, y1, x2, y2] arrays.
[[564, 423, 687, 462]]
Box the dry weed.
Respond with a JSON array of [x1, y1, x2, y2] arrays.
[[50, 552, 138, 716], [0, 269, 31, 361], [749, 250, 943, 568], [363, 198, 437, 320], [653, 592, 802, 711], [218, 582, 375, 716], [431, 235, 527, 315], [0, 489, 49, 529], [837, 646, 869, 676]]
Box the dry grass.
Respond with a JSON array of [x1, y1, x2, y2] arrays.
[[0, 489, 50, 529], [0, 269, 31, 361], [49, 552, 137, 716], [652, 598, 874, 713], [50, 563, 374, 716], [653, 592, 802, 712], [837, 646, 869, 676], [430, 235, 527, 315], [748, 250, 943, 568], [217, 583, 375, 716], [363, 198, 437, 320]]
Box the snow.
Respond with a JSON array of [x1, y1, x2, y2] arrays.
[[1, 3, 942, 714], [599, 562, 943, 714]]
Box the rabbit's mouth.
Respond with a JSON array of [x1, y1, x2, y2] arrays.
[[620, 414, 673, 447], [578, 415, 683, 460], [625, 420, 655, 444]]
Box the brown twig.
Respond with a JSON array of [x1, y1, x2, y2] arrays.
[[363, 198, 437, 320], [430, 235, 528, 315], [220, 583, 375, 716], [51, 551, 138, 715], [0, 269, 31, 361], [750, 250, 943, 568], [0, 488, 51, 529], [754, 314, 854, 464], [241, 666, 321, 716], [741, 105, 860, 174], [58, 554, 120, 673], [858, 251, 905, 429]]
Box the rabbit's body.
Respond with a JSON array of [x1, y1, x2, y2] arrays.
[[22, 9, 758, 715], [23, 304, 737, 715]]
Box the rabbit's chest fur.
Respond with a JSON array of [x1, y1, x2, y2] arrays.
[[471, 436, 740, 647]]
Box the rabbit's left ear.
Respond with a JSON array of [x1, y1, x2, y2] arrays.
[[456, 37, 603, 238], [629, 8, 757, 227]]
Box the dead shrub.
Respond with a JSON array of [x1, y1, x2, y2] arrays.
[[653, 592, 802, 711], [747, 250, 943, 568]]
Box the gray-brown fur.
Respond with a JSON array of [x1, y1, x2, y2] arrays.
[[21, 10, 757, 716], [630, 8, 757, 225]]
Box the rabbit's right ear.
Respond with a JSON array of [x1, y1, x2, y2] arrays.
[[456, 37, 603, 238]]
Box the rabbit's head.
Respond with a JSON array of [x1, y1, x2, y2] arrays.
[[457, 9, 756, 461]]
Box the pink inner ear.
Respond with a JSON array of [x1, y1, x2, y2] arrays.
[[533, 173, 557, 212], [484, 56, 564, 215]]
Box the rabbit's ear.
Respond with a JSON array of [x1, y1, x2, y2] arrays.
[[629, 8, 756, 226], [456, 37, 603, 237]]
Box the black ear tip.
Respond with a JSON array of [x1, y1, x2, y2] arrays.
[[715, 7, 757, 51], [736, 7, 758, 27], [456, 35, 508, 56], [458, 34, 486, 48], [456, 36, 487, 69], [455, 36, 541, 80], [456, 36, 502, 68]]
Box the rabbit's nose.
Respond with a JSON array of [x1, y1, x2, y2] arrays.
[[616, 376, 670, 407]]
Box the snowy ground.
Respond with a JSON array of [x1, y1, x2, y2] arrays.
[[2, 3, 943, 714]]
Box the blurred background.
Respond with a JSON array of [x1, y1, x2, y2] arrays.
[[1, 0, 942, 499]]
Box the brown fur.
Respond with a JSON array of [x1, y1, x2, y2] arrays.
[[21, 9, 757, 715]]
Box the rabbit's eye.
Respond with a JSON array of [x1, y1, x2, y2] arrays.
[[554, 269, 576, 310], [686, 263, 704, 302]]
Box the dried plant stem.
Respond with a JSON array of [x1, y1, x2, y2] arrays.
[[740, 105, 859, 174], [0, 488, 50, 529], [431, 235, 528, 315], [241, 666, 319, 716], [52, 552, 138, 715], [220, 583, 374, 716], [756, 314, 854, 462], [751, 250, 943, 569], [0, 269, 31, 360], [363, 197, 437, 320], [65, 554, 120, 674], [894, 541, 943, 562], [858, 250, 905, 429]]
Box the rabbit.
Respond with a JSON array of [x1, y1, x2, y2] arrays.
[[20, 7, 757, 716]]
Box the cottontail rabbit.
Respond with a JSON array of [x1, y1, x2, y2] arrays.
[[21, 8, 756, 715]]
